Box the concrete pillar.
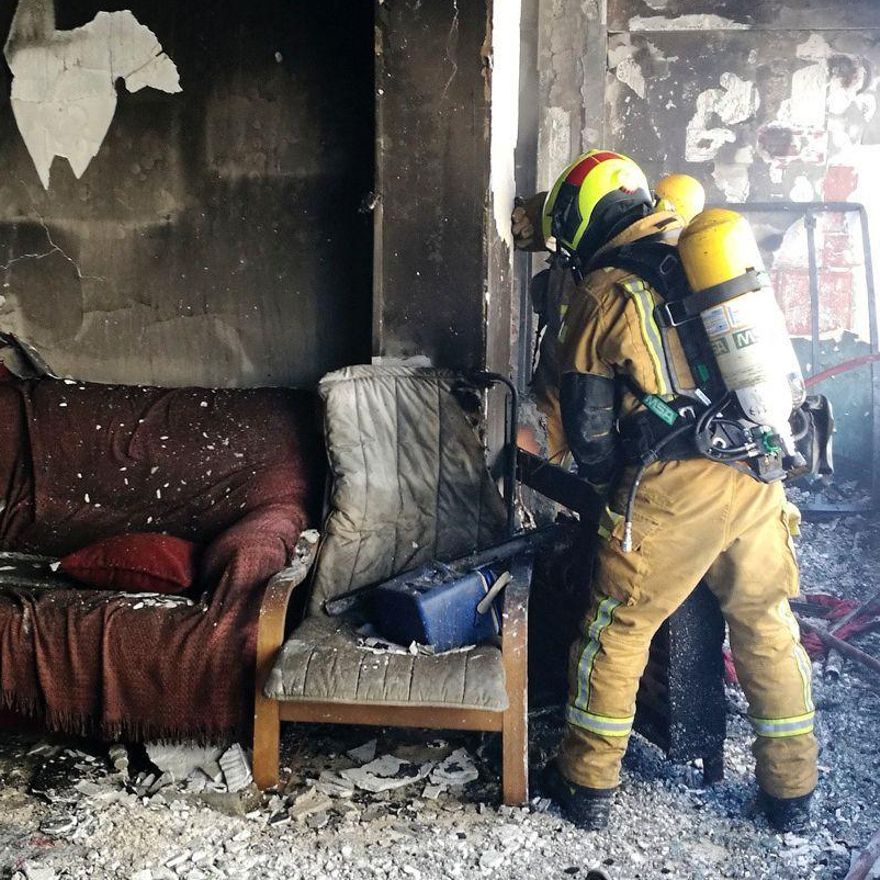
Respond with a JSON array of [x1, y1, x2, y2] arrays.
[[373, 0, 522, 383]]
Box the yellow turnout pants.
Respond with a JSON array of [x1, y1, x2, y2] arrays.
[[558, 457, 817, 799]]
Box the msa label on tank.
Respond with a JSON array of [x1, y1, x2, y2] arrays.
[[732, 327, 761, 349], [724, 299, 757, 329], [711, 337, 730, 357], [701, 306, 729, 337]]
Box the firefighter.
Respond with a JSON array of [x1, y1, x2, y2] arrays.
[[511, 172, 706, 464], [527, 150, 818, 833]]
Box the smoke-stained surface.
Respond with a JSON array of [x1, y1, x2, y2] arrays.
[[0, 1, 374, 387]]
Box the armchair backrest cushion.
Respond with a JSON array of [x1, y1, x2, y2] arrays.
[[309, 366, 508, 614]]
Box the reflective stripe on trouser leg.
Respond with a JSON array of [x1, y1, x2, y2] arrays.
[[567, 707, 634, 737], [778, 598, 815, 714], [749, 711, 815, 738], [744, 599, 815, 740], [566, 595, 635, 737], [747, 602, 815, 738]]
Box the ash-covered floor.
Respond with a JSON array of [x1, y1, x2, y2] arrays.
[[1, 486, 879, 880]]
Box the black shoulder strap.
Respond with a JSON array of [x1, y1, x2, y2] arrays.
[[584, 235, 687, 303]]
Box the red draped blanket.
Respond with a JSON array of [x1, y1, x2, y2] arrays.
[[0, 380, 322, 741]]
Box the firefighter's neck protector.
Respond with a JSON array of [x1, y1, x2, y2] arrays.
[[543, 150, 653, 265]]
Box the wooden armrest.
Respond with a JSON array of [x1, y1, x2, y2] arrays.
[[256, 530, 320, 692], [500, 553, 533, 804], [501, 553, 534, 653]]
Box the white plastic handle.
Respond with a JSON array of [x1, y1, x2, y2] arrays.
[[476, 570, 511, 615]]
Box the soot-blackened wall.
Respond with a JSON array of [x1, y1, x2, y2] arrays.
[[0, 1, 374, 387]]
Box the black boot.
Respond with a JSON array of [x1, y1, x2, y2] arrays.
[[758, 789, 814, 833], [541, 763, 615, 831]]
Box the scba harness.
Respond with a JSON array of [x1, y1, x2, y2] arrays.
[[583, 238, 833, 551]]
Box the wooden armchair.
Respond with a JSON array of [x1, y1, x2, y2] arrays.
[[253, 551, 532, 804], [252, 366, 535, 805]]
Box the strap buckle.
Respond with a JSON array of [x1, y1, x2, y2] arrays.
[[658, 253, 679, 278], [655, 300, 691, 328]]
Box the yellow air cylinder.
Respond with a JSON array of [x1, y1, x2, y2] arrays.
[[654, 174, 706, 225], [678, 208, 764, 290], [678, 209, 805, 458]]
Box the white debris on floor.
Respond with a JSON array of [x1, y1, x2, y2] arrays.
[[341, 755, 433, 793], [144, 743, 224, 784], [430, 749, 480, 787], [347, 739, 378, 765], [0, 488, 878, 880]]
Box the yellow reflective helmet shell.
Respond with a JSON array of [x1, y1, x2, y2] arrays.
[[654, 173, 706, 225], [542, 150, 652, 255]]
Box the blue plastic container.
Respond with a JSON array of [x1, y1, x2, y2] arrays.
[[370, 564, 503, 652]]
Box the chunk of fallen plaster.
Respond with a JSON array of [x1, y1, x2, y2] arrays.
[[20, 864, 57, 880], [39, 813, 77, 837], [4, 3, 182, 189], [219, 743, 253, 793], [289, 788, 333, 822], [107, 743, 129, 774], [315, 770, 355, 798], [26, 741, 60, 759], [429, 748, 479, 786], [145, 743, 224, 782], [340, 755, 432, 793]]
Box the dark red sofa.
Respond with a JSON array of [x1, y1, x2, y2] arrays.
[[0, 378, 323, 742]]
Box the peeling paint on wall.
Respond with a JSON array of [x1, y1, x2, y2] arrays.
[[614, 54, 646, 99], [535, 0, 605, 186], [608, 34, 676, 103], [685, 72, 759, 162], [711, 162, 750, 202], [0, 0, 374, 388], [537, 106, 572, 190], [755, 32, 879, 202], [4, 0, 181, 189], [627, 14, 750, 31]]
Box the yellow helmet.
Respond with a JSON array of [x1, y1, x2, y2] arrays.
[[654, 173, 705, 225], [542, 150, 652, 260]]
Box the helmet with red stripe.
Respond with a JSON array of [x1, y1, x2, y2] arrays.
[[542, 150, 652, 263]]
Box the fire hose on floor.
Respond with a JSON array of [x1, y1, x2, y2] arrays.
[[803, 352, 880, 388]]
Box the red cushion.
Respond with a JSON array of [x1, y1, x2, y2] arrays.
[[60, 533, 198, 594]]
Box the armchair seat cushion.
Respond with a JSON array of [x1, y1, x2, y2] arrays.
[[265, 615, 508, 712]]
